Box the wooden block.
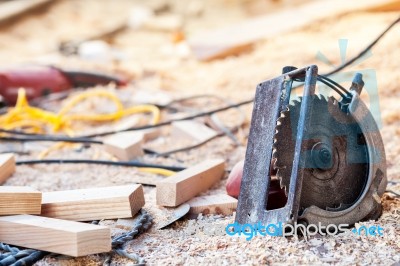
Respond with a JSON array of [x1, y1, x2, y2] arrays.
[[0, 153, 15, 184], [0, 186, 42, 215], [104, 132, 144, 160], [187, 194, 238, 215], [171, 120, 218, 143], [188, 0, 400, 61], [0, 215, 110, 257], [156, 159, 225, 207], [41, 185, 145, 221]]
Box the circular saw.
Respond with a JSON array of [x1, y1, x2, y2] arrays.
[[235, 65, 386, 228]]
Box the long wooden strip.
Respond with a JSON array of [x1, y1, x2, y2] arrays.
[[0, 0, 54, 25], [188, 0, 400, 61], [0, 215, 110, 257], [41, 185, 145, 221], [0, 186, 42, 215], [156, 159, 225, 207], [0, 153, 15, 184], [187, 194, 237, 215]]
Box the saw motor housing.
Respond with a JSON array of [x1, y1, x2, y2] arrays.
[[235, 65, 387, 228]]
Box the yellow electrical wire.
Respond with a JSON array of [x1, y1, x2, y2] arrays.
[[0, 88, 177, 177], [138, 167, 176, 177], [0, 88, 161, 133], [3, 120, 45, 134], [38, 142, 78, 159]]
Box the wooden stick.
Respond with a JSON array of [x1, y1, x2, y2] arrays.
[[171, 121, 218, 143], [187, 194, 238, 215], [103, 132, 144, 160], [188, 0, 400, 61], [0, 0, 54, 26], [41, 185, 145, 221], [0, 153, 15, 184], [0, 215, 110, 257], [0, 186, 42, 215], [156, 159, 225, 207]]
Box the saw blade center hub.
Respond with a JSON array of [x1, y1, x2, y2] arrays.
[[311, 142, 333, 170]]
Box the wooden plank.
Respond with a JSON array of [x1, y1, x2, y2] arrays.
[[188, 0, 400, 61], [156, 159, 225, 207], [187, 194, 238, 215], [171, 120, 218, 143], [0, 214, 110, 257], [0, 186, 42, 215], [0, 0, 54, 25], [103, 132, 144, 160], [0, 153, 15, 184], [41, 185, 145, 221]]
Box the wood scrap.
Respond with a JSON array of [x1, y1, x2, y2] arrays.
[[41, 185, 145, 221], [188, 0, 400, 61], [0, 186, 42, 215], [0, 153, 15, 184], [0, 214, 110, 256], [171, 120, 218, 143], [0, 0, 54, 26], [115, 218, 136, 230], [156, 159, 225, 207], [187, 194, 237, 215], [103, 132, 144, 160], [157, 203, 190, 229]]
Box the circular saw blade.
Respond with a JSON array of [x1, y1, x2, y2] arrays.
[[273, 95, 369, 212]]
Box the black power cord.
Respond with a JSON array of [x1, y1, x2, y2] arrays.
[[16, 159, 186, 172], [2, 97, 254, 138], [323, 15, 400, 76]]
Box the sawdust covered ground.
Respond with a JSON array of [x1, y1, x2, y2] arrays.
[[0, 0, 399, 265]]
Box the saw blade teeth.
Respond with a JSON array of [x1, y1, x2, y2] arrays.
[[291, 100, 301, 106], [276, 169, 288, 195], [319, 94, 327, 102], [328, 96, 338, 105]]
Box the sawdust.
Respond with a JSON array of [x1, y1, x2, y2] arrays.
[[1, 0, 400, 265]]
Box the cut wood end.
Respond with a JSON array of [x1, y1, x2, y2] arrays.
[[0, 186, 42, 215], [0, 153, 16, 184], [129, 184, 145, 216]]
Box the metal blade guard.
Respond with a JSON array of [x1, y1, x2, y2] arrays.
[[235, 65, 386, 227]]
